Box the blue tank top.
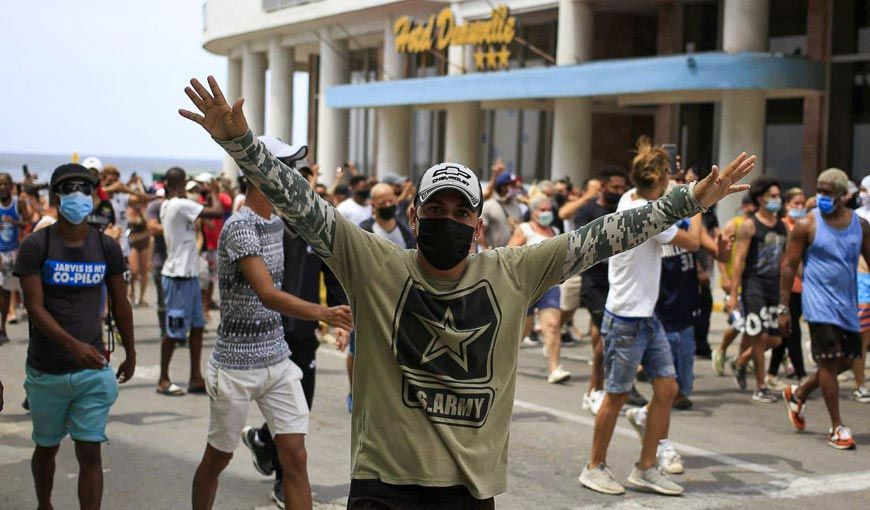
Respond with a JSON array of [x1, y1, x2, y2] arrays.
[[0, 196, 20, 252], [656, 242, 700, 332], [802, 208, 862, 332]]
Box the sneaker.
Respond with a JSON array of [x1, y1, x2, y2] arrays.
[[627, 386, 648, 407], [346, 393, 353, 413], [782, 385, 806, 431], [625, 407, 646, 441], [240, 426, 275, 476], [271, 478, 285, 509], [627, 465, 684, 496], [712, 349, 726, 376], [520, 336, 538, 348], [732, 361, 747, 391], [582, 390, 606, 416], [672, 396, 693, 411], [837, 372, 854, 383], [752, 387, 779, 404], [765, 375, 784, 390], [657, 439, 684, 475], [852, 386, 870, 404], [579, 463, 625, 495], [547, 366, 571, 384], [828, 426, 857, 450]]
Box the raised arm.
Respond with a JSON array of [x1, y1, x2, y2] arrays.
[[727, 219, 754, 313], [559, 153, 755, 281], [179, 76, 338, 257]]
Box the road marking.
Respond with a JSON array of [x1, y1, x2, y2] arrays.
[[513, 399, 793, 480], [131, 364, 161, 381], [319, 349, 794, 481], [574, 470, 870, 509]]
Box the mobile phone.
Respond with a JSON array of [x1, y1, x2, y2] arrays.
[[661, 144, 678, 174], [22, 164, 29, 178]]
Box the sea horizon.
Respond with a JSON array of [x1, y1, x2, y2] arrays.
[[0, 151, 223, 184]]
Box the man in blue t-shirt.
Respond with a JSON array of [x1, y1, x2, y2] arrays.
[[14, 163, 134, 510]]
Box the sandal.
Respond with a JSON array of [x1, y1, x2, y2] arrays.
[[156, 383, 186, 396]]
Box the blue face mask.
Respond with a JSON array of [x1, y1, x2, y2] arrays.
[[59, 192, 94, 225], [537, 211, 554, 227], [816, 194, 835, 215], [788, 207, 807, 219], [765, 197, 782, 212]]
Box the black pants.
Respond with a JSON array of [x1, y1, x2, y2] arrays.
[[694, 283, 713, 356], [258, 332, 318, 481], [347, 479, 495, 510], [769, 292, 806, 378]]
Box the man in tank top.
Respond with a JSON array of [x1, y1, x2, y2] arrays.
[[727, 177, 787, 404], [0, 172, 30, 345], [780, 168, 870, 450]]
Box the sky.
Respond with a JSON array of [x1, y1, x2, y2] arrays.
[[1, 1, 308, 160]]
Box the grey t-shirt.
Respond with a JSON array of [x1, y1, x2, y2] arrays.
[[372, 222, 407, 248], [212, 207, 290, 370], [14, 225, 126, 373]]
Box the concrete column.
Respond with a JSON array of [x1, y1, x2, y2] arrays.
[[551, 0, 593, 184], [268, 38, 294, 142], [377, 18, 412, 178], [241, 45, 267, 136], [317, 33, 349, 185], [223, 57, 243, 179], [716, 0, 769, 225], [444, 10, 480, 171]]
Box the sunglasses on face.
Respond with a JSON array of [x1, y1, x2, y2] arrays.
[[55, 181, 94, 196]]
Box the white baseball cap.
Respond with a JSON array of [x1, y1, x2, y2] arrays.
[[185, 180, 199, 192], [194, 172, 214, 183], [81, 156, 103, 173], [416, 162, 482, 213], [257, 135, 308, 163]]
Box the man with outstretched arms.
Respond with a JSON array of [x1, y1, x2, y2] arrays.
[[179, 76, 754, 507]]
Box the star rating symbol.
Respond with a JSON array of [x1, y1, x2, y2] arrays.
[[473, 48, 486, 70], [485, 46, 498, 69], [415, 308, 490, 372], [496, 45, 510, 68]]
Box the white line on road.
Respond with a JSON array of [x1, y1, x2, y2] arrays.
[[573, 470, 870, 510]]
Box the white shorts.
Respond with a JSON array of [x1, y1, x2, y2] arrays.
[[0, 249, 20, 292], [205, 358, 309, 453], [559, 275, 582, 311]]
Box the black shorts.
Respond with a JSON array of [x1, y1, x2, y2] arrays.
[[808, 323, 862, 362], [741, 279, 781, 337], [580, 284, 608, 329], [348, 479, 494, 510]]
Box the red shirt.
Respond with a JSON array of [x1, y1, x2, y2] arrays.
[[201, 192, 232, 250]]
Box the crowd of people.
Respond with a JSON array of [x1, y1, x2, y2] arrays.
[[0, 75, 868, 510]]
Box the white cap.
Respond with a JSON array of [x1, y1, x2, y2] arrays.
[[156, 188, 166, 198], [257, 135, 308, 163], [194, 172, 214, 183], [416, 162, 482, 212], [81, 156, 103, 173], [186, 180, 199, 192], [861, 175, 870, 191]]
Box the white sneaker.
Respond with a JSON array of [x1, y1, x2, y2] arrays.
[[587, 390, 605, 416], [625, 406, 647, 442], [627, 465, 684, 496], [520, 336, 537, 348], [548, 366, 571, 384], [579, 463, 625, 495], [765, 374, 784, 390], [852, 386, 870, 404], [657, 439, 684, 474]]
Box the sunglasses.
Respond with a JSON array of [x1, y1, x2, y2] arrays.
[[55, 181, 95, 196]]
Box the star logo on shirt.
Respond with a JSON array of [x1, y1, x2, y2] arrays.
[[415, 308, 490, 372]]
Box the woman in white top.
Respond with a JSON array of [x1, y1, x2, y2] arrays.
[[508, 196, 571, 384]]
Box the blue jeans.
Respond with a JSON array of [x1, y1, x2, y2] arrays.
[[602, 312, 676, 394], [665, 325, 695, 397]]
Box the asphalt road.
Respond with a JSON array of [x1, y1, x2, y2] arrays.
[[2, 293, 869, 510]]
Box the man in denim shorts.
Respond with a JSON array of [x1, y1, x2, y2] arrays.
[[157, 167, 225, 396], [581, 142, 700, 497]]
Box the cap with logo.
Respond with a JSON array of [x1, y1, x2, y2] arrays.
[[416, 162, 482, 213], [257, 135, 308, 165], [50, 163, 99, 190], [495, 172, 518, 188], [81, 156, 104, 173]]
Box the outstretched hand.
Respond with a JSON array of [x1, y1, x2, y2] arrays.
[[693, 153, 757, 209], [179, 76, 248, 141]]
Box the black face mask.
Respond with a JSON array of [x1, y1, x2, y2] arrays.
[[603, 191, 621, 206], [416, 217, 475, 270], [377, 205, 396, 221], [355, 189, 371, 201], [553, 193, 567, 208]]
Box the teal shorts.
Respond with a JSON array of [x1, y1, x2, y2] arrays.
[[24, 364, 118, 447]]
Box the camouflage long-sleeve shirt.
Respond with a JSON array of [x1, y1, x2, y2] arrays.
[[217, 129, 703, 498], [217, 130, 702, 285]]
